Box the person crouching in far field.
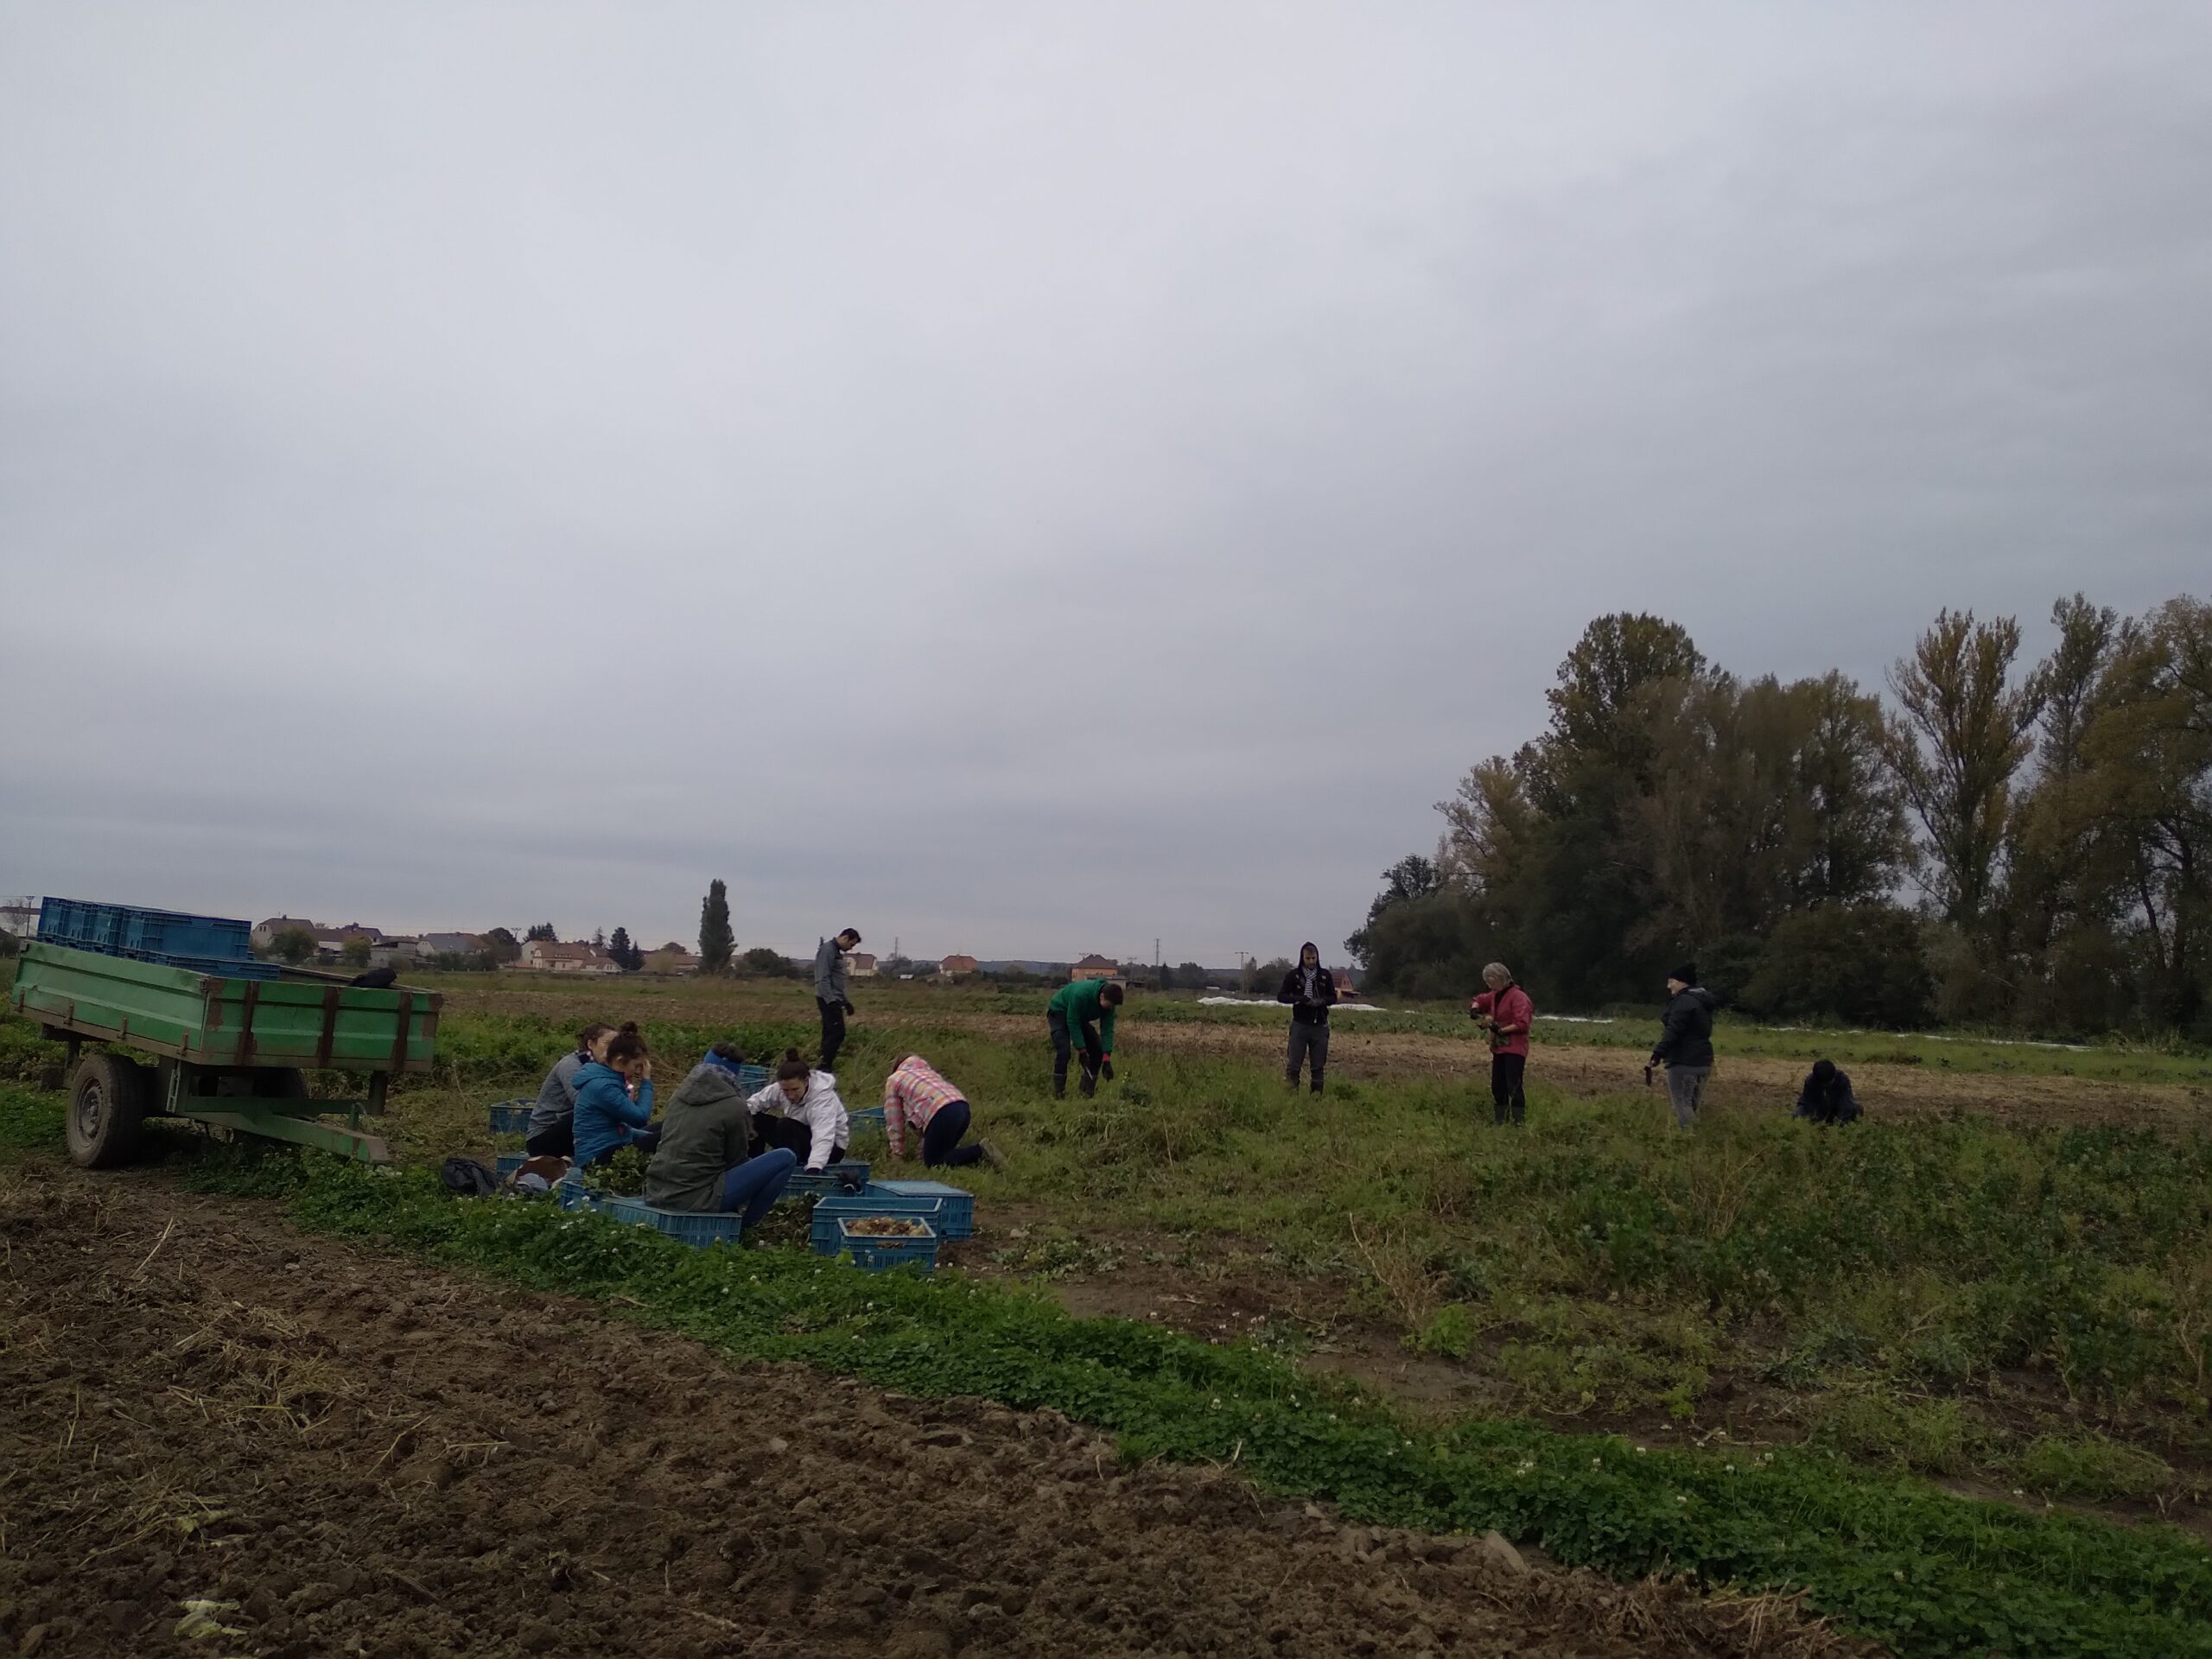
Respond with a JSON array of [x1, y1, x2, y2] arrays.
[[1795, 1058, 1861, 1125], [747, 1048, 853, 1173], [882, 1053, 1003, 1169], [1046, 976, 1122, 1098], [1470, 963, 1533, 1126], [1276, 943, 1338, 1093]]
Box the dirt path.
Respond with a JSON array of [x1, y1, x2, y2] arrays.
[[0, 1164, 1869, 1659]]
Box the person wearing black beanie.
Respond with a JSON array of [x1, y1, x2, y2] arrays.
[[1650, 964, 1717, 1128]]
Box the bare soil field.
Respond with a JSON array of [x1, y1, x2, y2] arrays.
[[0, 1162, 1866, 1659]]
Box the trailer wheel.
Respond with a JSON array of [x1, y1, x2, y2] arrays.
[[66, 1054, 147, 1169], [251, 1068, 311, 1100]]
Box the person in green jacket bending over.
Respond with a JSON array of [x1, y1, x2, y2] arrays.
[[1047, 976, 1123, 1098]]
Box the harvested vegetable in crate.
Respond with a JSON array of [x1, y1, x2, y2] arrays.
[[843, 1215, 930, 1238]]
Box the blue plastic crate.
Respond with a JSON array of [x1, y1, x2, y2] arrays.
[[38, 898, 255, 965], [597, 1193, 746, 1249], [808, 1192, 950, 1251], [871, 1179, 975, 1240], [487, 1100, 534, 1136], [845, 1104, 887, 1128], [733, 1063, 772, 1094], [785, 1160, 871, 1198], [823, 1216, 939, 1274], [132, 951, 283, 981]]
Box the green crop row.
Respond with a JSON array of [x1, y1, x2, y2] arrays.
[[129, 1134, 2212, 1658]]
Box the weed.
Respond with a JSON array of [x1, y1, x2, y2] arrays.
[[1413, 1305, 1476, 1359], [2012, 1433, 2174, 1503], [1809, 1391, 1973, 1478]]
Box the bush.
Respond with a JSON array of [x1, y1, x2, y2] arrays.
[[741, 946, 792, 978], [1744, 904, 1936, 1027]]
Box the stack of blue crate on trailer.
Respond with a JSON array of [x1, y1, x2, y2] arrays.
[[37, 897, 280, 979]]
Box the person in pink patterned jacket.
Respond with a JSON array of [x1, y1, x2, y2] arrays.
[[882, 1054, 1002, 1170]]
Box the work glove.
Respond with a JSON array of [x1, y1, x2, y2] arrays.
[[1101, 1058, 1115, 1082], [841, 999, 855, 1016]]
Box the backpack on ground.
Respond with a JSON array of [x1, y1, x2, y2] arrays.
[[442, 1156, 499, 1198]]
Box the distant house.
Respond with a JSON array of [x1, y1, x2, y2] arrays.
[[846, 952, 879, 978], [940, 954, 979, 978], [1070, 954, 1119, 982], [644, 944, 700, 975], [521, 941, 620, 975], [251, 916, 318, 951], [367, 938, 420, 970], [418, 931, 480, 957]]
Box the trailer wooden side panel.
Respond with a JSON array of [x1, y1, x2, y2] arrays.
[[10, 943, 440, 1073]]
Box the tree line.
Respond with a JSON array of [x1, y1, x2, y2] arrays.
[[1349, 596, 2211, 1038]]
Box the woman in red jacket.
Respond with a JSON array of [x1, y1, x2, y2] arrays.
[[1470, 963, 1533, 1127]]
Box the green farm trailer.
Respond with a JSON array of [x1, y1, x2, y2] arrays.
[[10, 941, 441, 1166]]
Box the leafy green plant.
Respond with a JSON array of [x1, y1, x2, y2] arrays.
[[1413, 1304, 1475, 1359], [580, 1145, 651, 1197]]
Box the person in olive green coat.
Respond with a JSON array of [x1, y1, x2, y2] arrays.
[[1046, 977, 1123, 1098], [643, 1045, 797, 1226]]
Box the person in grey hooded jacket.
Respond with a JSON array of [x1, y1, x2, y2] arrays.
[[644, 1044, 798, 1226], [524, 1021, 615, 1157], [1649, 963, 1718, 1128]]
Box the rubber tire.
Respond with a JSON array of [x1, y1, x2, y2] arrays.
[[251, 1068, 311, 1100], [66, 1053, 148, 1169]]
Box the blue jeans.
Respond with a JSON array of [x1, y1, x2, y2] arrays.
[[717, 1148, 798, 1227]]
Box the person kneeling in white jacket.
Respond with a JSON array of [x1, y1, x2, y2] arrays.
[[747, 1047, 852, 1171]]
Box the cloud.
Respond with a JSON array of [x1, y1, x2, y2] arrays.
[[3, 2, 2208, 958]]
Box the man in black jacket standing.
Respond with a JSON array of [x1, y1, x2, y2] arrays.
[[1649, 963, 1717, 1128], [1276, 943, 1338, 1093]]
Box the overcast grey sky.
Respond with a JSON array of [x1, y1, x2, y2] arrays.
[[3, 3, 2208, 963]]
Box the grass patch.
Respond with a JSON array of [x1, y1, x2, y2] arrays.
[[2011, 1433, 2175, 1503]]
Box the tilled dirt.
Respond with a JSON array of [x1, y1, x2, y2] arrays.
[[0, 1164, 1872, 1659]]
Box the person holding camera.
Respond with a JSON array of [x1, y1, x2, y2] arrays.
[[814, 927, 861, 1071], [1469, 962, 1533, 1126]]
